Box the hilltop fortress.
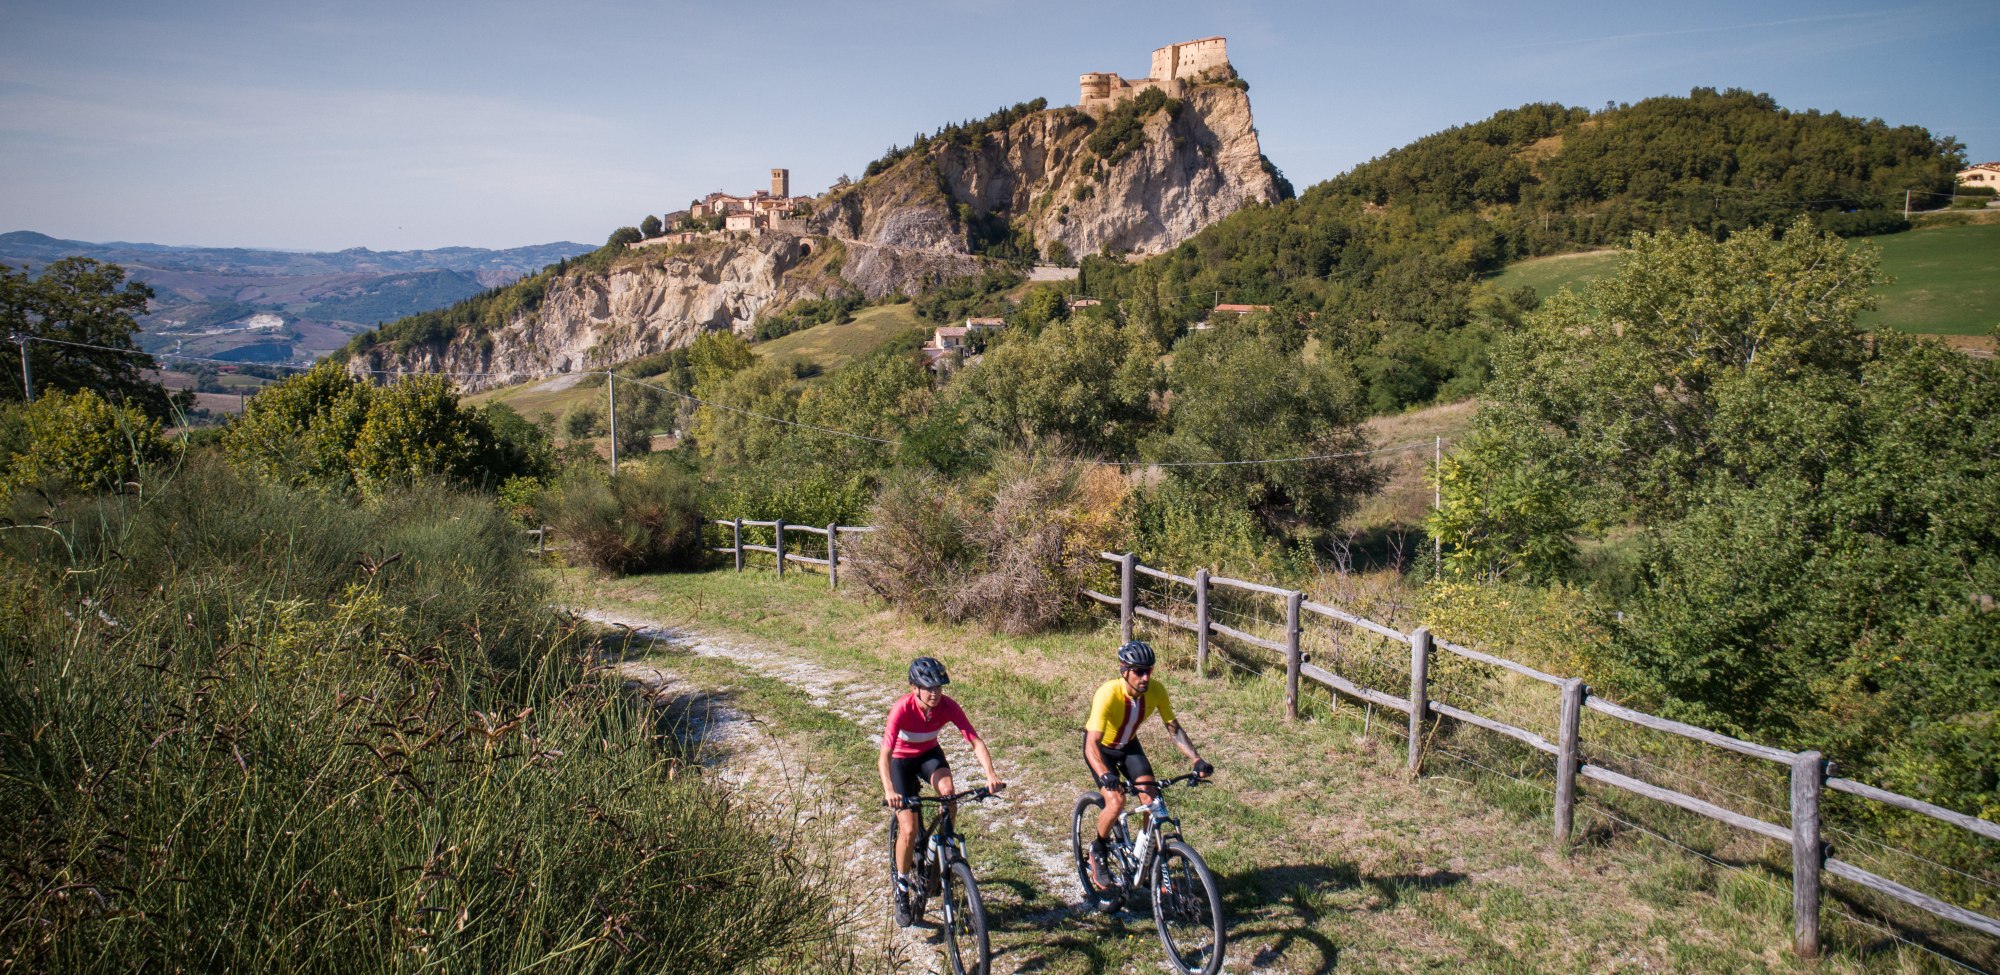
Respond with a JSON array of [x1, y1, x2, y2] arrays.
[[1079, 36, 1231, 114]]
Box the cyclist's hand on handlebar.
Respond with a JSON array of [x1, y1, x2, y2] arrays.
[[1192, 759, 1214, 779], [884, 792, 905, 810], [988, 780, 1006, 794], [1096, 771, 1121, 791]]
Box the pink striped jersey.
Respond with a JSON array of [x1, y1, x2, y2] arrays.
[[883, 692, 980, 759]]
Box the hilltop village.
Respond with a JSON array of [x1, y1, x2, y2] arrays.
[[626, 36, 1241, 253]]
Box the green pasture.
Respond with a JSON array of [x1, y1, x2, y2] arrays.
[[1488, 223, 2000, 336]]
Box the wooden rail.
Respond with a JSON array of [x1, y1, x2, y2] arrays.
[[703, 531, 2000, 957], [1089, 549, 2000, 958]]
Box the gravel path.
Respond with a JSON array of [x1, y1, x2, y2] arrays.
[[582, 609, 1087, 974]]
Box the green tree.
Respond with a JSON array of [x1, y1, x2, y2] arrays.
[[1149, 327, 1379, 534], [639, 214, 664, 239], [223, 363, 375, 488], [0, 258, 185, 419], [1452, 217, 1881, 533], [688, 331, 756, 394], [349, 375, 501, 493], [607, 226, 643, 248], [948, 315, 1160, 456]]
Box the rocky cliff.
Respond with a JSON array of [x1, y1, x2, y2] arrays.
[[348, 235, 979, 388], [816, 84, 1281, 258], [352, 81, 1278, 387]]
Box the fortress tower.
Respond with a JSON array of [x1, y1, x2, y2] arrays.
[[1149, 36, 1229, 84], [771, 168, 790, 198], [1078, 37, 1230, 115]]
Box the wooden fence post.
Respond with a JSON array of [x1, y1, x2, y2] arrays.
[[732, 518, 743, 572], [826, 523, 839, 589], [537, 525, 547, 558], [774, 520, 786, 577], [1792, 750, 1825, 958], [1119, 553, 1136, 644], [1194, 568, 1210, 679], [1555, 677, 1585, 850], [1407, 626, 1432, 775], [1284, 590, 1303, 722]]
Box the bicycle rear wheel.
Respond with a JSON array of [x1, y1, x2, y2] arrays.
[[940, 858, 990, 975], [1153, 839, 1224, 975]]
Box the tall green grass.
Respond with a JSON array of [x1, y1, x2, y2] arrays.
[[0, 457, 846, 973]]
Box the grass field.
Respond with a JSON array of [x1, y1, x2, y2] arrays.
[[757, 302, 927, 372], [1857, 224, 2000, 335], [565, 565, 1985, 973], [464, 372, 605, 424], [1488, 223, 2000, 338]]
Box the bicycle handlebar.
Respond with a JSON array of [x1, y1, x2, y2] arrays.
[[1118, 771, 1206, 796], [882, 784, 1003, 809]]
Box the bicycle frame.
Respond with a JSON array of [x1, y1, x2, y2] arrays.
[[893, 786, 995, 907], [1105, 773, 1200, 888]]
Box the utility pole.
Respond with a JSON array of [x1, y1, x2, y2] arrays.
[[1904, 189, 1911, 219], [1433, 436, 1442, 579], [11, 333, 31, 403], [605, 370, 619, 476]]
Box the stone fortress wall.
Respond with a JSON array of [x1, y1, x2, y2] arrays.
[[1079, 36, 1230, 115]]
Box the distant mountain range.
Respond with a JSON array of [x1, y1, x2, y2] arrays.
[[0, 231, 595, 364]]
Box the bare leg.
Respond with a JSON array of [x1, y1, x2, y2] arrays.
[[895, 808, 920, 874]]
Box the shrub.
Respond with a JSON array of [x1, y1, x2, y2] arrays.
[[349, 375, 503, 493], [0, 457, 845, 972], [0, 388, 168, 495], [852, 452, 1128, 634], [541, 460, 706, 574]]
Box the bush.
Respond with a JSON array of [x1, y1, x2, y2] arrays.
[[225, 366, 522, 494], [541, 461, 706, 574], [0, 456, 844, 972], [852, 453, 1128, 634], [0, 388, 168, 495]]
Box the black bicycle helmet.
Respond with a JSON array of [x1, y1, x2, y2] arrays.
[[908, 656, 951, 688], [1116, 640, 1156, 670]]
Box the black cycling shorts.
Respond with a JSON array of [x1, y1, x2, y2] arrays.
[[889, 745, 951, 800], [1088, 737, 1154, 785]]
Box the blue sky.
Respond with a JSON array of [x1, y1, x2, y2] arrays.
[[2, 0, 1993, 251]]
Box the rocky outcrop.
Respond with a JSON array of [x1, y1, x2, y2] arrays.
[[349, 235, 975, 389], [814, 84, 1280, 258], [355, 83, 1276, 387]]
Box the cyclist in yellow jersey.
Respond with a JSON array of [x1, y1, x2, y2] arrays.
[[1082, 640, 1213, 889]]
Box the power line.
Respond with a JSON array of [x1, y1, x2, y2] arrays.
[[615, 373, 898, 445], [26, 331, 1456, 470]]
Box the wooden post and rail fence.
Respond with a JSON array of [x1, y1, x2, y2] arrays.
[[648, 520, 2000, 958], [704, 517, 874, 589]]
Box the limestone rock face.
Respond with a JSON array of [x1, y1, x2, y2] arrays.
[[814, 85, 1279, 259], [348, 235, 967, 390], [355, 85, 1275, 388]]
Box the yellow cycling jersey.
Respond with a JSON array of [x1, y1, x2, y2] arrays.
[[1085, 677, 1176, 749]]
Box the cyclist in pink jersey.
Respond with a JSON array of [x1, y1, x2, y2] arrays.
[[880, 656, 1003, 926]]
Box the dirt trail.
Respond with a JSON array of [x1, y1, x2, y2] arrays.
[[583, 609, 1085, 974]]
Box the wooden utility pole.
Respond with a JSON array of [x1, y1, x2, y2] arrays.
[[12, 333, 31, 403], [605, 370, 619, 476]]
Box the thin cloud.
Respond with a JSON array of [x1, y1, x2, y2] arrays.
[[1514, 10, 1887, 49]]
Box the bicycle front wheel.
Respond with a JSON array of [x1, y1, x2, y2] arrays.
[[940, 858, 990, 975], [1153, 839, 1224, 975], [1070, 791, 1129, 910]]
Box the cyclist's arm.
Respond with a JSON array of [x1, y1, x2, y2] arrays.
[[1164, 718, 1205, 768], [1082, 730, 1111, 780], [968, 736, 1004, 792], [880, 710, 902, 807]]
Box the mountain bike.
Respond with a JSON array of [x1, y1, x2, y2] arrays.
[[1070, 772, 1225, 975], [885, 785, 1000, 975]]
